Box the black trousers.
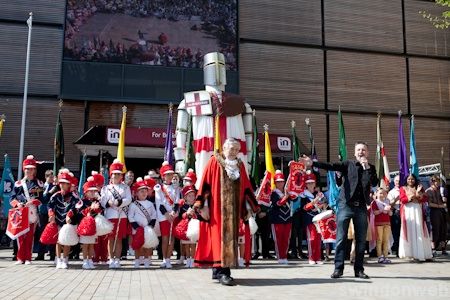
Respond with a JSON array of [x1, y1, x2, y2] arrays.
[[430, 208, 448, 249], [254, 215, 271, 257], [390, 210, 401, 254], [289, 210, 304, 255]]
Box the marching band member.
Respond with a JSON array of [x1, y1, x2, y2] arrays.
[[178, 185, 198, 268], [128, 178, 157, 268], [154, 161, 180, 269], [269, 170, 292, 265], [79, 177, 102, 269], [9, 155, 43, 265], [183, 169, 197, 187], [300, 172, 325, 265], [91, 171, 109, 264], [100, 159, 132, 269], [48, 169, 80, 269]]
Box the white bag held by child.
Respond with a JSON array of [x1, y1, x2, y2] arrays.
[[186, 218, 200, 243], [248, 216, 258, 235], [143, 226, 159, 249], [58, 224, 79, 246], [95, 214, 114, 236]]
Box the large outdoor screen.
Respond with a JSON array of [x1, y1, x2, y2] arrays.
[[63, 0, 237, 70]]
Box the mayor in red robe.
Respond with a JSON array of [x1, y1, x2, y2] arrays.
[[194, 138, 259, 286]]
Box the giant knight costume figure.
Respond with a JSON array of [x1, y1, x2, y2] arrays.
[[174, 52, 253, 189]]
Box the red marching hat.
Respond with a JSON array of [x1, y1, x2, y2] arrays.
[[22, 155, 37, 170], [58, 168, 72, 184], [83, 176, 98, 194], [182, 185, 196, 197], [183, 168, 197, 185], [132, 177, 149, 192], [160, 161, 174, 176], [144, 175, 156, 190], [69, 172, 78, 187], [304, 171, 316, 183], [274, 170, 285, 182], [91, 171, 105, 188], [110, 159, 124, 175]]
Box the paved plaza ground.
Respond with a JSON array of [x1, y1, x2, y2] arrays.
[[0, 249, 449, 299]]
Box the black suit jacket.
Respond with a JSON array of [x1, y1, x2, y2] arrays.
[[313, 160, 378, 205]]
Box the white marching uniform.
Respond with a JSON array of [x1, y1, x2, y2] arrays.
[[100, 183, 132, 219], [128, 200, 157, 229]]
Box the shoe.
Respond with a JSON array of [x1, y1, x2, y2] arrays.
[[88, 259, 95, 269], [15, 260, 24, 265], [165, 260, 172, 269], [382, 258, 392, 264], [219, 275, 235, 286], [238, 258, 245, 267], [189, 259, 195, 268], [185, 258, 191, 268], [252, 252, 260, 260], [60, 261, 68, 269], [432, 251, 437, 258], [308, 260, 316, 265], [115, 260, 121, 269], [300, 253, 308, 260], [134, 259, 141, 268], [35, 255, 45, 261], [278, 259, 284, 264], [109, 259, 116, 269], [24, 260, 31, 265], [316, 260, 324, 265], [354, 271, 370, 279], [160, 261, 167, 268], [82, 261, 90, 269], [378, 256, 385, 263], [55, 258, 62, 269], [178, 256, 185, 265], [144, 259, 151, 268], [330, 270, 343, 279]]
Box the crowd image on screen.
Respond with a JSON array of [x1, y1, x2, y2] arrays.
[[64, 0, 237, 70]]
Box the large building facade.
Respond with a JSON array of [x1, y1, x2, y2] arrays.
[[0, 0, 449, 179]]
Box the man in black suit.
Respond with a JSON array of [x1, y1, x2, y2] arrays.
[[303, 142, 378, 279]]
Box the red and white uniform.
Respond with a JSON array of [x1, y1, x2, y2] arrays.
[[100, 183, 132, 239], [154, 183, 179, 236]]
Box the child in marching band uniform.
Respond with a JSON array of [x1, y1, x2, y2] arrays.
[[179, 185, 198, 268], [371, 187, 393, 263], [154, 161, 180, 269], [91, 171, 109, 265], [48, 169, 80, 269], [300, 172, 325, 265], [79, 177, 102, 269], [128, 178, 157, 268], [100, 159, 132, 269], [269, 170, 292, 265]]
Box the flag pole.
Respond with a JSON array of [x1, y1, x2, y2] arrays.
[[18, 12, 33, 180]]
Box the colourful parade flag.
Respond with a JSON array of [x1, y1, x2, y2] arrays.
[[250, 111, 260, 186], [0, 115, 5, 138], [264, 124, 275, 190], [117, 106, 127, 172], [409, 115, 419, 178], [338, 106, 347, 161], [440, 146, 447, 197], [53, 108, 65, 175], [291, 120, 300, 162], [214, 114, 221, 154], [102, 165, 109, 186], [376, 114, 391, 189], [78, 153, 87, 198], [397, 111, 409, 185], [0, 154, 15, 217], [305, 118, 320, 184], [164, 104, 174, 166]]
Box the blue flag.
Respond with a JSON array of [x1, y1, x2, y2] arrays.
[[327, 171, 340, 213], [78, 153, 87, 198], [409, 116, 419, 178], [0, 154, 15, 217], [102, 165, 109, 186]]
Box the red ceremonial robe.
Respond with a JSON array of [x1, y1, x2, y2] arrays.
[[194, 154, 258, 268]]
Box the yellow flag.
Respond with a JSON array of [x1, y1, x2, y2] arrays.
[[0, 118, 4, 137], [214, 114, 221, 153], [264, 125, 275, 189], [117, 106, 127, 172]]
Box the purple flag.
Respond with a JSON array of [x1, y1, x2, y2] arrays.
[[397, 111, 409, 186], [164, 104, 174, 165]]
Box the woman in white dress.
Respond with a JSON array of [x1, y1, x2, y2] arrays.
[[398, 174, 433, 261]]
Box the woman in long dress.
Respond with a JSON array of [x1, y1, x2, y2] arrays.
[[398, 174, 433, 261]]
